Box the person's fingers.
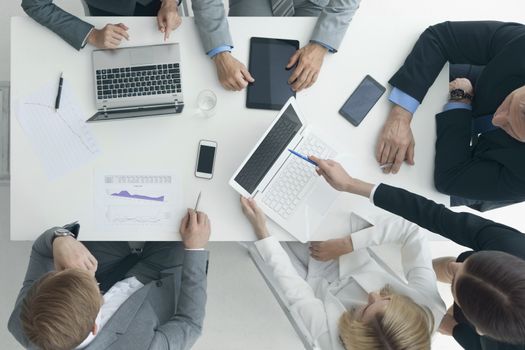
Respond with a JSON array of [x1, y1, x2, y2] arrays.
[[110, 33, 124, 43], [376, 140, 385, 163], [112, 25, 129, 40], [297, 70, 314, 91], [406, 141, 415, 165], [291, 69, 308, 91], [241, 67, 255, 83], [117, 23, 129, 30], [306, 72, 318, 89], [286, 50, 301, 69], [391, 147, 406, 174], [232, 74, 247, 90], [197, 211, 206, 225], [380, 143, 391, 166], [180, 211, 189, 231], [188, 209, 197, 228], [157, 14, 165, 32], [288, 63, 304, 85]]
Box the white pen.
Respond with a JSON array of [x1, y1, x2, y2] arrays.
[[379, 163, 393, 169]]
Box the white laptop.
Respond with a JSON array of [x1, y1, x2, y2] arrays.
[[229, 97, 339, 242]]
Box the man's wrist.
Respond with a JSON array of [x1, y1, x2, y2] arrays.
[[391, 104, 413, 122], [448, 98, 471, 105], [309, 42, 329, 54], [212, 51, 230, 62]]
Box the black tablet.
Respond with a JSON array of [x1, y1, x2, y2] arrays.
[[247, 37, 299, 110]]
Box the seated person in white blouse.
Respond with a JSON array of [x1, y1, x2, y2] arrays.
[[240, 193, 446, 348]]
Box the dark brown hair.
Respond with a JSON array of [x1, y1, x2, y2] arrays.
[[456, 251, 525, 344], [20, 269, 101, 350]]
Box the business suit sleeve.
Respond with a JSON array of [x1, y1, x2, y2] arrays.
[[310, 0, 361, 51], [21, 0, 94, 51], [150, 250, 208, 350], [389, 21, 525, 103], [8, 228, 58, 347], [453, 324, 483, 350], [191, 0, 233, 54], [433, 108, 525, 200], [254, 237, 329, 342], [372, 183, 525, 259]]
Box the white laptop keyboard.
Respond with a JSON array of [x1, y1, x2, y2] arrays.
[[262, 134, 336, 219]]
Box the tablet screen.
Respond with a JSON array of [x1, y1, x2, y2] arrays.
[[247, 37, 299, 110]]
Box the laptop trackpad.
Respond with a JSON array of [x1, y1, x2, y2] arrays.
[[306, 179, 339, 215], [130, 48, 154, 65]]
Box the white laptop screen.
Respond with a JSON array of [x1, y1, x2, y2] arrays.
[[234, 104, 302, 194]]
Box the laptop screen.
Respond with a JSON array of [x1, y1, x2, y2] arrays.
[[234, 104, 302, 194]]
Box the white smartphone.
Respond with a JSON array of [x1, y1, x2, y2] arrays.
[[195, 140, 217, 179]]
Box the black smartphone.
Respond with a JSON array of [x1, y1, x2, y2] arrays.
[[339, 75, 386, 126]]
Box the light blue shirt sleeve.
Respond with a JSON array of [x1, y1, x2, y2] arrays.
[[388, 87, 420, 114], [443, 102, 472, 112], [207, 45, 233, 58], [310, 40, 336, 53]]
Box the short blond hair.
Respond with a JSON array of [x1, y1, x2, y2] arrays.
[[20, 269, 102, 350], [339, 287, 433, 350]]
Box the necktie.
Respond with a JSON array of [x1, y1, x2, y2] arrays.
[[272, 0, 295, 16]]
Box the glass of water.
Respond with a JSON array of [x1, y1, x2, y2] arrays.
[[197, 89, 217, 117]]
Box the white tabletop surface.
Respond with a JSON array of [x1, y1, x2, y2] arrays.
[[10, 0, 525, 241]]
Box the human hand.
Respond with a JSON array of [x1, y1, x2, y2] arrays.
[[375, 105, 415, 174], [53, 236, 98, 276], [309, 156, 353, 192], [87, 23, 129, 49], [287, 43, 327, 91], [432, 256, 457, 284], [438, 306, 457, 336], [180, 209, 211, 249], [449, 78, 474, 104], [309, 236, 353, 261], [240, 196, 269, 240], [213, 52, 254, 91], [157, 0, 182, 41]]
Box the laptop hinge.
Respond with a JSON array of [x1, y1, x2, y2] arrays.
[[103, 105, 108, 118]]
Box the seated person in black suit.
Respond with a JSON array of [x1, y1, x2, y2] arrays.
[[310, 155, 525, 350], [375, 21, 525, 206]]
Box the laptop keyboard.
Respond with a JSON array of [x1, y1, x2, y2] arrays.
[[262, 134, 335, 219], [234, 113, 302, 194], [96, 64, 181, 100]]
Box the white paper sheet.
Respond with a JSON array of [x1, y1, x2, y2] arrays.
[[95, 171, 184, 234], [16, 81, 100, 180]]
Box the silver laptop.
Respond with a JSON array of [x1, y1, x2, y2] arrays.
[[229, 97, 340, 242], [88, 44, 184, 122]]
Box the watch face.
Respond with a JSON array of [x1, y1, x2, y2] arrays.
[[450, 89, 465, 100]]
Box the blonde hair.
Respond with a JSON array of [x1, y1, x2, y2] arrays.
[[20, 269, 102, 350], [339, 287, 434, 350]]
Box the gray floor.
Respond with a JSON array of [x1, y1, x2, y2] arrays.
[[1, 1, 462, 349]]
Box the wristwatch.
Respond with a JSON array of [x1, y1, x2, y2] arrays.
[[52, 228, 77, 243], [450, 89, 473, 101]]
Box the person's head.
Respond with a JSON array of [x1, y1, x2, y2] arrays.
[[492, 85, 525, 142], [20, 269, 102, 350], [339, 286, 433, 350], [451, 251, 525, 344]]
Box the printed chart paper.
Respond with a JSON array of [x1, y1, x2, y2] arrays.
[[95, 171, 184, 234]]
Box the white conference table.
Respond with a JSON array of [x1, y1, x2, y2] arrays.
[[10, 0, 525, 241]]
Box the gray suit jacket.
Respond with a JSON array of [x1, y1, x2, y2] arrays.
[[21, 0, 233, 53], [8, 228, 209, 350], [308, 0, 361, 51]]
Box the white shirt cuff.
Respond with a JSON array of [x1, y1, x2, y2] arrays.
[[185, 248, 205, 251], [369, 184, 380, 204], [82, 28, 94, 48]]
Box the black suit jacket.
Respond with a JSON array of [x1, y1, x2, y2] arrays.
[[373, 183, 525, 350], [389, 21, 525, 201]]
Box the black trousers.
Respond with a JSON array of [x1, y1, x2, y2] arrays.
[[88, 1, 161, 16]]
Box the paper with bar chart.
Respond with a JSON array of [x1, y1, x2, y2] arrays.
[[95, 171, 183, 233]]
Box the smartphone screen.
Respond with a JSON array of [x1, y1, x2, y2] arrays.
[[339, 75, 386, 126], [196, 144, 216, 176]]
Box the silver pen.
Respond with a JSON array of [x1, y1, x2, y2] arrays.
[[194, 191, 202, 211]]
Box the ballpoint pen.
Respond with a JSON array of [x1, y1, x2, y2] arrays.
[[55, 72, 64, 111], [287, 149, 319, 166], [379, 163, 394, 169], [194, 191, 202, 211]]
